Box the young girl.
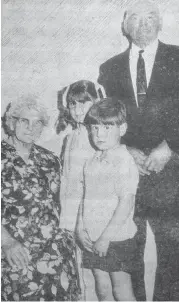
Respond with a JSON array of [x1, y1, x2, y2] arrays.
[[58, 80, 105, 231], [76, 97, 140, 301], [42, 80, 104, 231], [42, 81, 105, 300]]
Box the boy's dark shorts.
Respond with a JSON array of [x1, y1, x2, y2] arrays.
[[82, 235, 144, 273]]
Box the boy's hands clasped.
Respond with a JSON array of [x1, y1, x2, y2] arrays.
[[92, 236, 110, 257], [76, 227, 110, 257]]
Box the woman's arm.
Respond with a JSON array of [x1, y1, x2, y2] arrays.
[[2, 225, 15, 245]]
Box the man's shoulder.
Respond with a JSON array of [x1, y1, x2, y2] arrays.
[[100, 48, 130, 71], [158, 41, 179, 57]]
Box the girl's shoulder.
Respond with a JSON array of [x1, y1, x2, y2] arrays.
[[62, 124, 73, 136]]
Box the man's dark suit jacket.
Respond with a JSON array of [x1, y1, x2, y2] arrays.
[[98, 40, 179, 153], [98, 41, 179, 301]]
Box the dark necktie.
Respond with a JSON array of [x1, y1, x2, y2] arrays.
[[136, 50, 147, 107]]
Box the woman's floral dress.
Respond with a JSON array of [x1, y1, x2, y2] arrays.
[[1, 140, 81, 301]]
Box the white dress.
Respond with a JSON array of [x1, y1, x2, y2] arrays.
[[39, 124, 95, 300], [60, 124, 95, 232]]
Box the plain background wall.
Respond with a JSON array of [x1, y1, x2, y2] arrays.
[[1, 1, 179, 299], [2, 0, 179, 140]]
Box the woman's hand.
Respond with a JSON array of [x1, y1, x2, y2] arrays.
[[92, 237, 110, 257], [2, 238, 29, 270], [127, 147, 150, 176]]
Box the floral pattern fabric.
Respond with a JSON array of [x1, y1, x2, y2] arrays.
[[1, 140, 81, 301]]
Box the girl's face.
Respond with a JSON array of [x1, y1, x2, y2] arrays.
[[69, 100, 93, 123], [91, 124, 121, 151]]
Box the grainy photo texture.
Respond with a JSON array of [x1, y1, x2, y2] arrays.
[[1, 0, 179, 301]]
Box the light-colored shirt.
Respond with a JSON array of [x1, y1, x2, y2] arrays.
[[129, 39, 159, 105], [83, 145, 139, 242]]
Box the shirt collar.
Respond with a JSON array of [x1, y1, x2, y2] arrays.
[[95, 145, 126, 163], [130, 39, 159, 57]]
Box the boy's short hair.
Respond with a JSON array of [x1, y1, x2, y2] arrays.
[[84, 97, 126, 126]]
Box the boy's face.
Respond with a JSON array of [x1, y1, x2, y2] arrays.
[[91, 124, 123, 151], [69, 100, 93, 123]]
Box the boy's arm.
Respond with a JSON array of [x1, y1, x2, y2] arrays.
[[102, 159, 138, 242], [100, 193, 135, 242], [93, 193, 136, 257], [93, 159, 139, 256]]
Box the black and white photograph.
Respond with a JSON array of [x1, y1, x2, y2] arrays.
[[1, 0, 179, 301]]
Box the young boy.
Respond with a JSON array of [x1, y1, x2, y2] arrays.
[[75, 97, 140, 301]]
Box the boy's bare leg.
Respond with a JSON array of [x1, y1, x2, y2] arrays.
[[92, 268, 114, 301], [110, 271, 136, 301]]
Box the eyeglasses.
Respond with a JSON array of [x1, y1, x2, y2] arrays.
[[12, 116, 44, 129]]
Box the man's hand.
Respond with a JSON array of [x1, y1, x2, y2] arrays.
[[92, 237, 110, 257], [2, 238, 29, 270], [75, 228, 93, 252], [144, 140, 172, 173], [128, 147, 150, 176]]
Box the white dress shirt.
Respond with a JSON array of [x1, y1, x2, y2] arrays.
[[129, 39, 159, 106]]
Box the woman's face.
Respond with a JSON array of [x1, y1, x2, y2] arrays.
[[13, 109, 44, 144], [69, 100, 93, 123]]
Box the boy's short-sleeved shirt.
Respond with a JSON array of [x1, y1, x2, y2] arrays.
[[83, 144, 139, 241]]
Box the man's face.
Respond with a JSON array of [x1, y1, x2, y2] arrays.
[[126, 4, 161, 48]]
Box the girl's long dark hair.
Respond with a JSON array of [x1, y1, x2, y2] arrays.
[[56, 80, 102, 133]]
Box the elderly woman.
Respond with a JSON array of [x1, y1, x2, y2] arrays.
[[1, 96, 81, 301]]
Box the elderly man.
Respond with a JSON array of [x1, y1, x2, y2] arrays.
[[98, 1, 179, 301]]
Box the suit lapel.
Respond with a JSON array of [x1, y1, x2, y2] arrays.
[[117, 48, 137, 106], [147, 41, 166, 95]]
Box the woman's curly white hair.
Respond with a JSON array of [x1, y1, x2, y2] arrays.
[[2, 95, 49, 136]]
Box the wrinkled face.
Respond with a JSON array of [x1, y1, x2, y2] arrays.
[[126, 5, 161, 48], [91, 124, 122, 151], [12, 109, 44, 144], [69, 100, 93, 123]]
